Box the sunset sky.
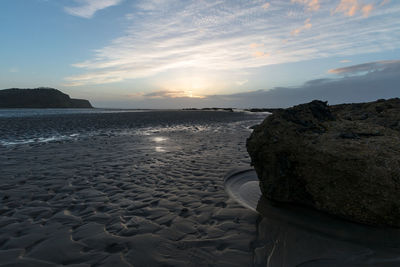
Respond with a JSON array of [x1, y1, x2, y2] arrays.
[[1, 0, 399, 108]]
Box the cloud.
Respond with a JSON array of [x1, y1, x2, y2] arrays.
[[333, 0, 374, 17], [328, 60, 400, 74], [361, 4, 374, 17], [235, 80, 248, 86], [334, 0, 359, 16], [65, 0, 400, 86], [291, 0, 320, 12], [206, 60, 400, 108], [291, 18, 312, 35], [215, 66, 400, 108], [64, 0, 122, 18], [253, 51, 271, 58], [262, 3, 270, 10], [250, 43, 270, 58], [250, 43, 264, 48], [144, 90, 186, 98], [100, 60, 400, 109], [143, 90, 204, 99], [340, 59, 351, 63]]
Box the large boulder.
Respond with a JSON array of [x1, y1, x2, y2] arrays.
[[247, 99, 400, 227]]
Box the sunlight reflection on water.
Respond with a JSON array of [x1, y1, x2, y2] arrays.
[[151, 136, 168, 152], [152, 137, 168, 142], [155, 146, 166, 152]]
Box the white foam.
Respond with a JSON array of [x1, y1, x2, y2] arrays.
[[0, 134, 80, 146]]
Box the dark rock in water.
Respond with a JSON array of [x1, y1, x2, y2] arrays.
[[0, 88, 93, 108], [246, 98, 400, 227]]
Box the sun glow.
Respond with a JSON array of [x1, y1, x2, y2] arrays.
[[156, 72, 226, 98], [181, 90, 205, 99]]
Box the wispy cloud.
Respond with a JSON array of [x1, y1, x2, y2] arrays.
[[334, 0, 359, 16], [291, 18, 312, 35], [361, 4, 374, 17], [144, 90, 186, 98], [333, 0, 374, 17], [235, 80, 248, 86], [64, 0, 122, 18], [262, 2, 271, 10], [329, 60, 400, 74], [253, 51, 271, 58], [291, 0, 320, 12], [144, 90, 204, 99], [250, 43, 264, 49], [65, 0, 400, 86]]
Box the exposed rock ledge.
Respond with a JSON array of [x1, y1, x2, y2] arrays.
[[0, 88, 93, 108], [247, 98, 400, 227]]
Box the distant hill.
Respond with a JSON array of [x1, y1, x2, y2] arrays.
[[0, 88, 93, 108]]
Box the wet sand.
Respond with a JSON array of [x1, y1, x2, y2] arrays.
[[225, 169, 400, 267], [0, 111, 262, 266]]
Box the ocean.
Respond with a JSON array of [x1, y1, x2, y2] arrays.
[[0, 109, 263, 146]]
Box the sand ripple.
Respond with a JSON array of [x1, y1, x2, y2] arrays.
[[0, 111, 263, 266]]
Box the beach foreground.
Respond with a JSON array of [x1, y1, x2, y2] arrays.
[[225, 169, 400, 267], [0, 110, 263, 266]]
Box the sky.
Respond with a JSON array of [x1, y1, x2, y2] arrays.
[[0, 0, 399, 108]]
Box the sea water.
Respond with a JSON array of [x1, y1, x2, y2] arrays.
[[0, 109, 263, 146]]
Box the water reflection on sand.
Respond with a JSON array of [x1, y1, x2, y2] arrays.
[[225, 169, 400, 267]]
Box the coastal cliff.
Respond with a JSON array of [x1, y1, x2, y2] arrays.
[[0, 88, 93, 108], [247, 98, 400, 227]]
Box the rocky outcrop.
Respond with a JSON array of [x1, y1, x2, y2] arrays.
[[247, 98, 400, 227], [0, 88, 93, 108]]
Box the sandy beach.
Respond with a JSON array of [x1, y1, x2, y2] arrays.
[[0, 110, 264, 266]]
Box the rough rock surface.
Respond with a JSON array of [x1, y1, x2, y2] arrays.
[[0, 88, 93, 108], [247, 98, 400, 227]]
